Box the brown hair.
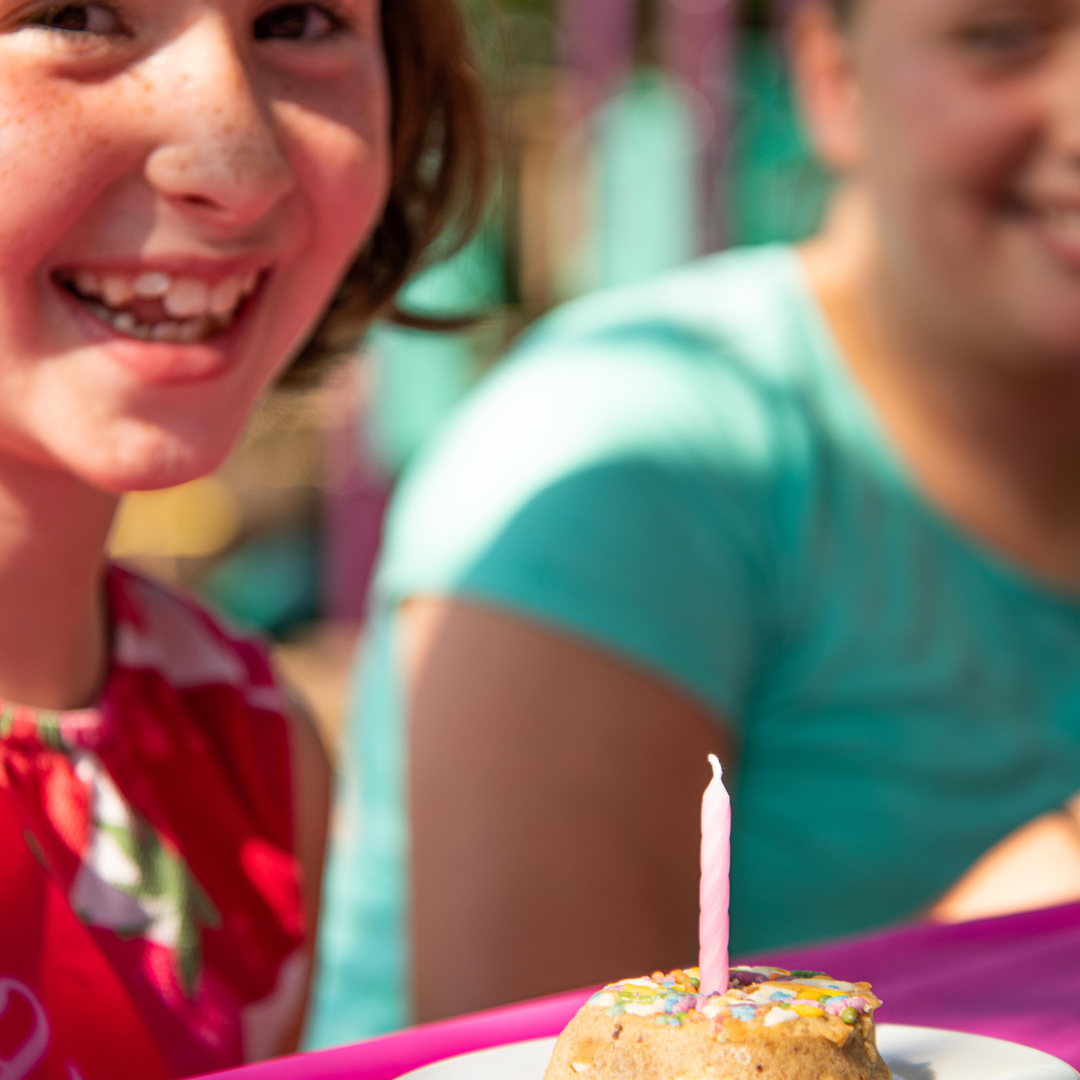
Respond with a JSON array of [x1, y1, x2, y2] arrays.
[[284, 0, 491, 384]]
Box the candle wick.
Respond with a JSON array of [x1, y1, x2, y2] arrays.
[[708, 753, 723, 781]]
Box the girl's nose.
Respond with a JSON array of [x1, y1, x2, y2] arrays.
[[143, 20, 295, 226]]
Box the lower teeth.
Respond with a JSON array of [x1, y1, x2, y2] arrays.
[[87, 300, 223, 342]]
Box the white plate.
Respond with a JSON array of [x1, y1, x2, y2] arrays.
[[399, 1024, 1079, 1080]]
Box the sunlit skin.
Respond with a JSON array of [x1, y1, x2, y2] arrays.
[[0, 0, 388, 493], [799, 0, 1080, 583], [815, 0, 1080, 367], [0, 0, 387, 712], [0, 0, 387, 1050], [406, 0, 1080, 1022], [796, 0, 1080, 920]]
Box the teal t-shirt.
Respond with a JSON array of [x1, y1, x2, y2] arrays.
[[308, 245, 1080, 1048]]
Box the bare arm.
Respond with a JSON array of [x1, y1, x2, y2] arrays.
[[928, 793, 1080, 924], [403, 597, 735, 1023]]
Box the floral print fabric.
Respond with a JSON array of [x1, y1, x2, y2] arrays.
[[0, 566, 304, 1077]]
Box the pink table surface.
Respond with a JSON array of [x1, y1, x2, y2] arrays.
[[204, 900, 1080, 1080]]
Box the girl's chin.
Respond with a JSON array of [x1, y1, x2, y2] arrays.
[[50, 428, 237, 497], [75, 462, 222, 498]]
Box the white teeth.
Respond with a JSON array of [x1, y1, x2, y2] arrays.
[[177, 318, 206, 343], [107, 311, 212, 343], [133, 271, 171, 299], [163, 278, 210, 320], [75, 270, 100, 296], [113, 312, 138, 336], [65, 265, 260, 341], [151, 321, 181, 343], [102, 273, 134, 307], [209, 277, 240, 317]]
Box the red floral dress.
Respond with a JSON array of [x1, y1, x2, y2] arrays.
[[0, 566, 305, 1078]]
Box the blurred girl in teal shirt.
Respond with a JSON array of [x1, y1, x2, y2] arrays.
[[311, 0, 1080, 1045]]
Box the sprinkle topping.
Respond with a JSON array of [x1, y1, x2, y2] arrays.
[[588, 966, 881, 1029]]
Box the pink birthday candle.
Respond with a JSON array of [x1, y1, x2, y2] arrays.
[[699, 753, 730, 996]]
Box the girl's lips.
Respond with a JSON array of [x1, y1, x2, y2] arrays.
[[1008, 196, 1080, 273], [1028, 216, 1080, 274], [56, 274, 262, 384], [1023, 219, 1080, 274]]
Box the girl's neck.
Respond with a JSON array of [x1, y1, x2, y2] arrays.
[[0, 454, 116, 710], [804, 187, 1080, 589]]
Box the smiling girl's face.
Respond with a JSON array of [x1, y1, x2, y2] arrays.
[[804, 0, 1080, 369], [0, 0, 389, 492]]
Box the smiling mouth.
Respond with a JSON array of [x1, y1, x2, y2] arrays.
[[56, 267, 261, 343], [1004, 192, 1080, 234]]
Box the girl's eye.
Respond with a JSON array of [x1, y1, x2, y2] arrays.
[[253, 4, 343, 41], [23, 2, 122, 33]]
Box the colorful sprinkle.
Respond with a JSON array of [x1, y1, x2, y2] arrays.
[[592, 967, 881, 1030], [764, 1007, 799, 1027]]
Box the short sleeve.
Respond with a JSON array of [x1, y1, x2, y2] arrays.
[[375, 308, 791, 726]]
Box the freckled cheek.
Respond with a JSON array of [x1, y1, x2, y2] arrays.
[[0, 80, 127, 275]]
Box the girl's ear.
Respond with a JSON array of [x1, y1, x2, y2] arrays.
[[789, 1, 864, 175]]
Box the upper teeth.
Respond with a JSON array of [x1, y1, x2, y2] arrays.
[[69, 268, 259, 323]]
